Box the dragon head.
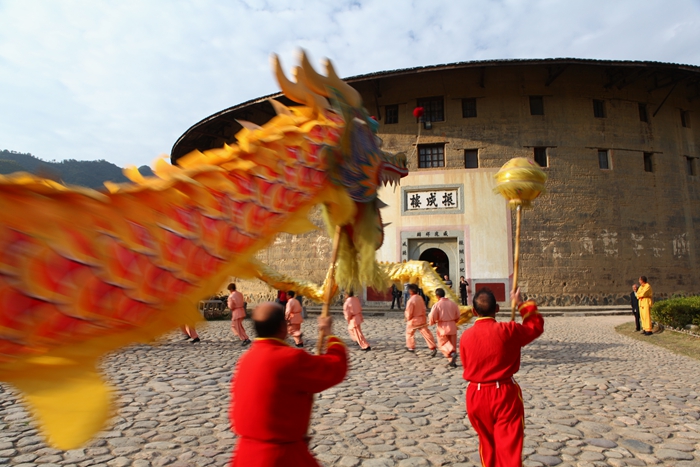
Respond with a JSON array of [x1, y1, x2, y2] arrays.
[[274, 52, 408, 291]]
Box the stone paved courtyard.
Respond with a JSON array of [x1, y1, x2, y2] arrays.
[[1, 315, 700, 467]]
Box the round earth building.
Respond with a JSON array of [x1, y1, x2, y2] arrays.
[[171, 58, 700, 306]]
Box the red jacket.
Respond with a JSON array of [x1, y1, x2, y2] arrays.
[[459, 301, 544, 383], [229, 336, 348, 466]]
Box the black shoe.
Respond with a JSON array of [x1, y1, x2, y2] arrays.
[[191, 337, 200, 344], [635, 328, 641, 332], [430, 349, 437, 358], [406, 348, 415, 353], [644, 331, 653, 336], [449, 352, 457, 367], [363, 346, 371, 351], [296, 342, 304, 347], [183, 335, 191, 340], [241, 339, 251, 346]]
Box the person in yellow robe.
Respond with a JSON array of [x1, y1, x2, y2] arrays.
[[636, 276, 654, 336]]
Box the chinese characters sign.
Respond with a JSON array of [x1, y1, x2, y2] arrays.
[[406, 189, 459, 211]]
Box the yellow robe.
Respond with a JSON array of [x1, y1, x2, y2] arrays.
[[636, 283, 653, 332]]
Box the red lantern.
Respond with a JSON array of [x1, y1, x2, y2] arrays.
[[413, 107, 425, 118]]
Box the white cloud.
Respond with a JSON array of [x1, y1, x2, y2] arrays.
[[0, 0, 698, 168]]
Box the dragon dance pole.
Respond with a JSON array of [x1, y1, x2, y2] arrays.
[[510, 204, 522, 322], [494, 158, 547, 322], [316, 225, 343, 355]]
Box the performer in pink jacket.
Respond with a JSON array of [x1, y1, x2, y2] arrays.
[[343, 290, 371, 351], [428, 288, 460, 367], [404, 284, 437, 356], [228, 283, 250, 346], [285, 291, 304, 347]]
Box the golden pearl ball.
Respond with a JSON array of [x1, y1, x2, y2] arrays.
[[494, 157, 547, 208]]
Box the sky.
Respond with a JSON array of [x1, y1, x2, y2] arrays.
[[1, 0, 700, 169]]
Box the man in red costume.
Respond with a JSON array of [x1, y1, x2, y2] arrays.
[[460, 288, 544, 467], [229, 302, 348, 466]]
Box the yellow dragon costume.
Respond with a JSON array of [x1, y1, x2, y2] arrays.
[[0, 51, 470, 449]]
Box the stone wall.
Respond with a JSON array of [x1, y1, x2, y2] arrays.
[[350, 64, 700, 305], [177, 61, 700, 306], [228, 206, 334, 306]]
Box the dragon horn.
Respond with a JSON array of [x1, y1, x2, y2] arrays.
[[271, 54, 328, 112], [298, 50, 362, 108], [292, 66, 330, 111]]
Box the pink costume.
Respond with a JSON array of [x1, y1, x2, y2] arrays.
[[181, 325, 199, 339], [343, 296, 370, 349], [228, 290, 249, 341], [428, 297, 460, 358], [285, 299, 304, 345], [405, 294, 436, 351]]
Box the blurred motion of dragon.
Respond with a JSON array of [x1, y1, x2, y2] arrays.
[[0, 51, 411, 449], [252, 259, 473, 325]]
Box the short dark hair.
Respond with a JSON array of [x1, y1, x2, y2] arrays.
[[473, 288, 497, 316], [347, 290, 354, 297], [435, 288, 445, 298], [287, 290, 295, 298], [253, 303, 285, 338], [408, 283, 419, 294], [640, 276, 648, 283], [228, 283, 236, 291]]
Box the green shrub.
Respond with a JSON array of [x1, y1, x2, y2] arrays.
[[651, 296, 700, 328]]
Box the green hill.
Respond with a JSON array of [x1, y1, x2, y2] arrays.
[[0, 150, 154, 189], [0, 159, 28, 175]]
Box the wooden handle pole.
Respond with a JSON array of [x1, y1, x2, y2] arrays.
[[511, 204, 522, 322], [316, 225, 343, 355]]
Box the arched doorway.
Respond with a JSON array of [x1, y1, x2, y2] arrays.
[[419, 248, 450, 279]]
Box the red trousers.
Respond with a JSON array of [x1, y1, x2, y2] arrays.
[[466, 379, 524, 467]]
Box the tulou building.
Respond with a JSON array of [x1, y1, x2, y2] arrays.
[[171, 58, 700, 306]]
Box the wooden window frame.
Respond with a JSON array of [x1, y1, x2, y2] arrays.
[[416, 96, 445, 123], [639, 103, 648, 123], [385, 105, 399, 124], [418, 144, 445, 168], [593, 99, 606, 118], [533, 147, 548, 167], [529, 96, 544, 116], [464, 149, 478, 168], [462, 98, 477, 118]]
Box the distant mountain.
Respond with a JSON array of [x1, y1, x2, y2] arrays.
[[0, 150, 155, 189]]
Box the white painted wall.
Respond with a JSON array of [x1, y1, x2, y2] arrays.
[[378, 168, 512, 283]]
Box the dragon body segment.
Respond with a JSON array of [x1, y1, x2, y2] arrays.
[[250, 259, 473, 325], [0, 52, 407, 449]]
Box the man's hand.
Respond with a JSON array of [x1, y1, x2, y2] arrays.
[[510, 287, 523, 308], [318, 316, 332, 335]]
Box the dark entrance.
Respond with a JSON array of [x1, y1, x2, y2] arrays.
[[419, 248, 450, 280]]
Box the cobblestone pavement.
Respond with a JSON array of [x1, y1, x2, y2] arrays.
[[1, 315, 700, 467]]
